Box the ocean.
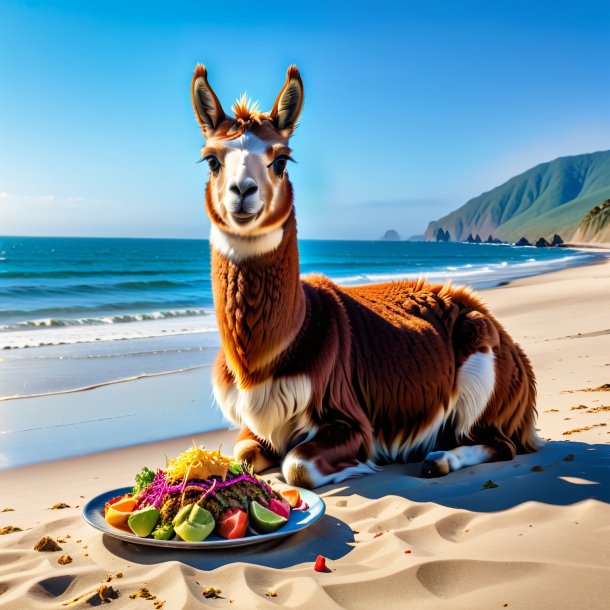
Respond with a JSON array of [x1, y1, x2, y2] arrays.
[[0, 236, 599, 401]]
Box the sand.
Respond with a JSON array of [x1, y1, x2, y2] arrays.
[[1, 259, 609, 609]]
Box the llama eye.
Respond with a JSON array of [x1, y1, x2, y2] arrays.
[[206, 156, 221, 172], [271, 157, 287, 176]]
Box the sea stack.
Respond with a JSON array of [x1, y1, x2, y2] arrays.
[[551, 234, 564, 247], [381, 229, 401, 241]]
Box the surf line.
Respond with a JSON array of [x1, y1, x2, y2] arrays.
[[0, 364, 211, 402]]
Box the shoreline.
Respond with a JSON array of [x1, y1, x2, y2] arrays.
[[1, 244, 605, 399], [1, 257, 609, 608], [0, 363, 208, 402], [0, 365, 225, 471], [1, 254, 609, 472], [2, 253, 610, 470]]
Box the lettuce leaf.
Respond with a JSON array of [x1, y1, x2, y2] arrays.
[[132, 466, 156, 495]]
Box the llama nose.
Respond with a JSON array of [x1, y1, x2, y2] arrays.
[[229, 178, 258, 200]]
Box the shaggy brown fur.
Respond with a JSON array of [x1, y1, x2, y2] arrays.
[[192, 64, 538, 488], [210, 210, 537, 486]]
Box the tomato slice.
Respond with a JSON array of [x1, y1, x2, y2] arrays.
[[217, 508, 248, 540]]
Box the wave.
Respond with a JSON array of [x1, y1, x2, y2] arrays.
[[0, 323, 219, 350], [0, 308, 210, 331], [0, 364, 209, 401], [0, 300, 213, 319], [9, 346, 212, 361], [0, 267, 206, 279], [328, 253, 592, 285], [2, 278, 205, 296]]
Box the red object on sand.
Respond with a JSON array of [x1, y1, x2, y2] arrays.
[[314, 555, 328, 572]]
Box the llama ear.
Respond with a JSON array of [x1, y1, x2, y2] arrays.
[[269, 65, 304, 137], [191, 64, 226, 137]]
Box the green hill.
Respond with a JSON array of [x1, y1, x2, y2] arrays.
[[425, 150, 610, 242], [572, 200, 610, 244]]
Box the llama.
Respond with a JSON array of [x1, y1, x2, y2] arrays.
[[191, 64, 538, 488]]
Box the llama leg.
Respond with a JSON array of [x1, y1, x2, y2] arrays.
[[421, 427, 516, 477], [282, 424, 377, 489], [234, 426, 277, 473], [420, 332, 501, 478], [421, 445, 497, 477]]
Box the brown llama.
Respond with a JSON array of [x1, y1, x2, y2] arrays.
[[190, 64, 538, 488]]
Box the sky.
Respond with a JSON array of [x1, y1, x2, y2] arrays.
[[1, 0, 609, 240]]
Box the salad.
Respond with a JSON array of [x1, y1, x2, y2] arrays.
[[103, 443, 306, 542]]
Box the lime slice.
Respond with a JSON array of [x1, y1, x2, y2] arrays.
[[249, 500, 288, 534]]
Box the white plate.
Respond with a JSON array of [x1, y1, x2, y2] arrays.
[[82, 486, 325, 549]]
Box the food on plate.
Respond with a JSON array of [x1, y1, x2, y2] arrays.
[[104, 496, 138, 528], [281, 488, 301, 508], [103, 443, 301, 542], [249, 501, 288, 533], [127, 507, 161, 537], [173, 504, 215, 542], [217, 507, 248, 540]]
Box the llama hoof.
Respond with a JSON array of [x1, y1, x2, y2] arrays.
[[420, 451, 451, 478], [282, 453, 314, 489], [420, 460, 448, 478], [234, 439, 274, 473]]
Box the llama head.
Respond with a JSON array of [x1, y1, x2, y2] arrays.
[[191, 64, 303, 237]]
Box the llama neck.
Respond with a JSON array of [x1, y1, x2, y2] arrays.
[[210, 211, 306, 387]]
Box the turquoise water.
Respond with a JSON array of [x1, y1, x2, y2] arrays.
[[0, 236, 598, 399], [0, 236, 595, 330]]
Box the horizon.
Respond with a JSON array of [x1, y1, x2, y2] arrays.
[[2, 147, 610, 242], [1, 1, 610, 240]]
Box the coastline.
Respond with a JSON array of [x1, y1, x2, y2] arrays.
[[0, 363, 209, 402], [0, 365, 226, 470], [0, 258, 609, 608], [1, 251, 609, 470]]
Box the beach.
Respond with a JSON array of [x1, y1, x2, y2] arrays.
[[1, 258, 609, 609], [1, 236, 604, 470]]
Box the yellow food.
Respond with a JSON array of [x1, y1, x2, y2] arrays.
[[164, 442, 234, 482]]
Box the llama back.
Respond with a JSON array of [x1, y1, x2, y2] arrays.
[[440, 282, 538, 454], [193, 63, 538, 487], [317, 277, 538, 460]]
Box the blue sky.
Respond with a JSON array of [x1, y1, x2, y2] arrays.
[[1, 0, 609, 239]]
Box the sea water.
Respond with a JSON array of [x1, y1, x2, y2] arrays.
[[0, 236, 599, 400]]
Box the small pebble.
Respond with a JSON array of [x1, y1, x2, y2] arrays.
[[34, 536, 62, 552]]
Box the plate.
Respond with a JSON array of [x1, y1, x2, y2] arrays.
[[82, 486, 325, 549]]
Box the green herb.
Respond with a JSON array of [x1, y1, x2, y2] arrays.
[[482, 480, 499, 490], [133, 466, 156, 495], [152, 523, 174, 540], [229, 462, 242, 475]]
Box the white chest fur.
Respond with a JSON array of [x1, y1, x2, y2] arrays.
[[213, 374, 314, 455]]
